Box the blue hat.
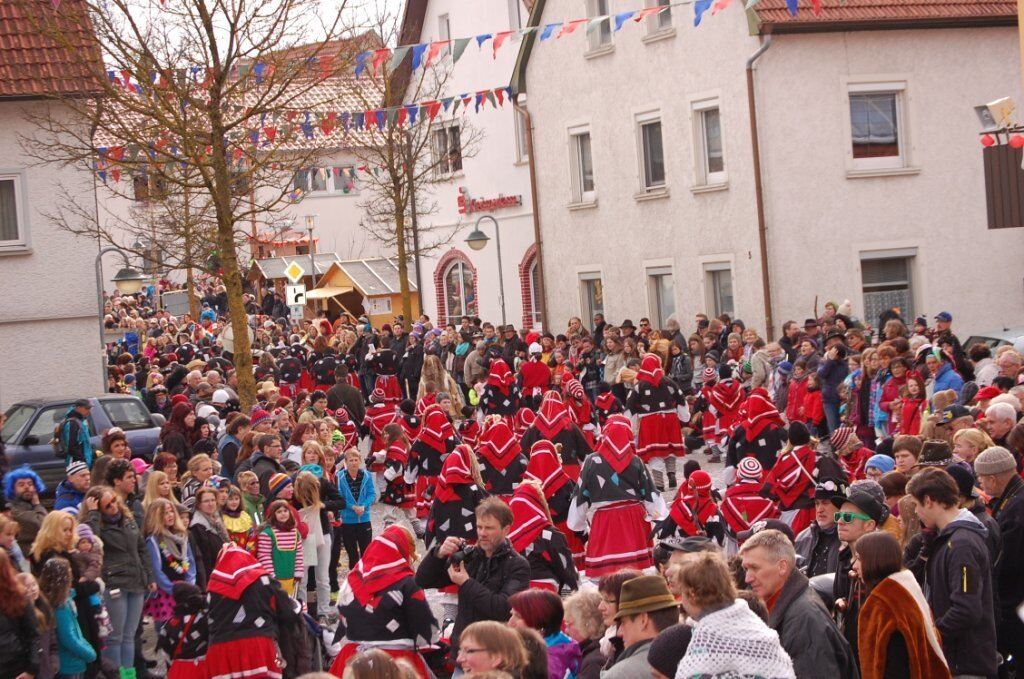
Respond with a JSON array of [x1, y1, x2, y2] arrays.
[[934, 311, 953, 322], [778, 361, 793, 375], [865, 454, 895, 475]]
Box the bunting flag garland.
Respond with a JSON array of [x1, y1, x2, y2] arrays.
[[492, 31, 513, 58], [613, 11, 637, 31], [694, 0, 714, 25], [452, 37, 471, 63], [539, 23, 560, 41], [389, 45, 411, 71], [786, 0, 799, 15]]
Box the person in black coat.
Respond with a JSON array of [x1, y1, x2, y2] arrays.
[[188, 488, 229, 589], [0, 549, 40, 679], [400, 336, 424, 400]]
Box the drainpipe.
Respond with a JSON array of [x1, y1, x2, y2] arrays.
[[513, 93, 548, 331], [746, 33, 774, 339]]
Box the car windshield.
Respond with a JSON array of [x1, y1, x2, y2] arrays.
[[1, 405, 36, 444], [102, 399, 153, 431]]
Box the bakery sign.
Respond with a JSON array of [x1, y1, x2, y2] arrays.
[[457, 186, 523, 215]]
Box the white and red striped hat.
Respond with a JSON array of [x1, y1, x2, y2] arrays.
[[737, 456, 763, 482]]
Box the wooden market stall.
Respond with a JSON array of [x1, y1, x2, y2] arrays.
[[309, 257, 419, 326]]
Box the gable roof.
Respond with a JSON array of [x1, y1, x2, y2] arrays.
[[0, 0, 103, 99], [754, 0, 1016, 33]]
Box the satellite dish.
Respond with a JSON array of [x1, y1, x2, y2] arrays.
[[220, 323, 255, 355]]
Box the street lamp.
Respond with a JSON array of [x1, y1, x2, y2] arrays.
[[305, 214, 317, 287], [95, 246, 145, 389], [464, 215, 506, 326]]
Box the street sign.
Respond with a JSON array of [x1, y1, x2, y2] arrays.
[[289, 305, 304, 320], [284, 260, 306, 284], [285, 284, 307, 307]]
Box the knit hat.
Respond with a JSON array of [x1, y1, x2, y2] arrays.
[[267, 473, 292, 498], [701, 367, 718, 384], [370, 387, 386, 403], [974, 446, 1017, 475], [75, 523, 96, 546], [945, 464, 979, 499], [974, 386, 1003, 402], [865, 454, 895, 475], [614, 575, 678, 620], [688, 470, 713, 494], [737, 457, 763, 482], [829, 425, 857, 452], [916, 440, 954, 468], [212, 389, 230, 404], [648, 624, 694, 678], [777, 361, 793, 376], [171, 394, 190, 406], [250, 408, 271, 428], [66, 461, 89, 478], [787, 421, 811, 447]]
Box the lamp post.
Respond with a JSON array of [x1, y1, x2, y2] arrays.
[[305, 214, 317, 288], [95, 246, 146, 390], [465, 215, 506, 326]]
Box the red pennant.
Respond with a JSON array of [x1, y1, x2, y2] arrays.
[[232, 148, 243, 162], [320, 117, 335, 135], [427, 100, 442, 120], [811, 0, 822, 15], [558, 19, 586, 38], [461, 94, 473, 108], [492, 31, 513, 59], [633, 6, 663, 21], [371, 49, 390, 76], [494, 88, 505, 107], [264, 127, 277, 142], [110, 168, 121, 183], [426, 41, 445, 67], [318, 54, 335, 79], [396, 107, 408, 126], [712, 0, 734, 14], [108, 146, 125, 161]]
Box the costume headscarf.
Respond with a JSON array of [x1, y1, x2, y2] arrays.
[[347, 525, 416, 607], [507, 483, 552, 553], [434, 444, 475, 502], [477, 417, 522, 471], [415, 404, 456, 456], [535, 391, 572, 440], [595, 414, 636, 474], [741, 388, 785, 442], [486, 359, 515, 395], [207, 545, 268, 600], [524, 440, 571, 497], [637, 354, 665, 386]]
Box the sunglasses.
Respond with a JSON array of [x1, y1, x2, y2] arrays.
[[834, 511, 871, 524]]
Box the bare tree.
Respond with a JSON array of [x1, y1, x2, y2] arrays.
[[17, 0, 373, 410]]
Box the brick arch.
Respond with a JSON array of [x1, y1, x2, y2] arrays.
[[518, 243, 540, 330], [433, 248, 479, 326]]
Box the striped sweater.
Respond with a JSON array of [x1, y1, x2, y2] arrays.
[[256, 527, 304, 579]]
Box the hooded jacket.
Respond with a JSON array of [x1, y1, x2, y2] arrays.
[[924, 508, 997, 677], [53, 480, 85, 512]]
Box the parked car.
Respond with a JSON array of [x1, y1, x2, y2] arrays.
[[1, 395, 164, 494], [964, 327, 1024, 353]]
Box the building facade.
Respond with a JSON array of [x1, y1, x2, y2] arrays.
[[517, 0, 1024, 338]]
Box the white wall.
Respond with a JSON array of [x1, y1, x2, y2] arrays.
[[0, 102, 102, 408]]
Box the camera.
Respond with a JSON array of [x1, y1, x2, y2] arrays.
[[448, 541, 477, 566]]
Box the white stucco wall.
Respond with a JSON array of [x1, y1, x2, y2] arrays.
[[0, 102, 103, 408]]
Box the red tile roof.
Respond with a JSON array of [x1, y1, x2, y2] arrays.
[[755, 0, 1016, 32], [0, 0, 102, 98]]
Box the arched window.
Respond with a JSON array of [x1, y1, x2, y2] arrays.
[[519, 243, 541, 329], [444, 260, 477, 319]]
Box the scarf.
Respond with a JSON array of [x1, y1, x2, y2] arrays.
[[535, 391, 572, 439], [190, 508, 229, 542], [708, 379, 744, 416], [524, 440, 571, 497], [486, 359, 515, 395], [637, 354, 664, 386], [595, 414, 635, 474], [347, 525, 416, 607], [741, 388, 785, 442], [208, 546, 268, 601], [507, 483, 552, 553], [435, 444, 475, 502], [477, 418, 522, 471], [415, 405, 456, 456], [160, 531, 188, 561]]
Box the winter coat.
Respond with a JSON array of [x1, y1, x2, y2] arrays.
[[669, 354, 694, 395], [577, 637, 604, 679], [85, 510, 153, 592], [415, 538, 530, 662], [0, 603, 39, 679], [751, 349, 773, 391], [600, 638, 652, 679], [794, 522, 841, 578], [338, 469, 376, 524], [931, 362, 964, 400], [55, 599, 96, 675], [924, 508, 997, 677], [546, 632, 581, 679], [10, 497, 47, 555], [990, 474, 1024, 655], [768, 569, 857, 679], [53, 480, 85, 512], [817, 357, 849, 405]]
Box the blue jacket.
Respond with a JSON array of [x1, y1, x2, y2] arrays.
[[60, 409, 93, 468], [816, 357, 849, 405], [146, 536, 197, 594], [53, 480, 85, 512], [932, 362, 964, 400], [338, 469, 376, 524], [56, 597, 96, 674]]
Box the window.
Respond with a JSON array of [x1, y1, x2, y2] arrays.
[[515, 105, 529, 162], [704, 263, 734, 318], [983, 143, 1024, 229], [569, 129, 595, 203], [0, 176, 23, 247], [1, 404, 35, 444], [646, 0, 672, 32], [26, 405, 80, 442], [131, 174, 167, 202], [433, 123, 463, 177], [292, 167, 358, 196], [647, 267, 675, 329], [508, 0, 521, 30], [102, 399, 154, 430], [438, 14, 450, 41], [580, 273, 604, 321], [587, 0, 611, 51], [638, 116, 665, 190], [444, 260, 477, 318], [528, 260, 541, 325], [861, 253, 914, 325], [693, 101, 726, 185], [849, 84, 905, 170]]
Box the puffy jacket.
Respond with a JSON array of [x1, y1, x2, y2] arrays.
[[768, 569, 857, 679], [53, 480, 85, 512], [931, 362, 964, 400], [55, 598, 96, 675], [0, 604, 40, 679], [416, 538, 530, 662], [85, 509, 153, 592], [924, 509, 997, 677]]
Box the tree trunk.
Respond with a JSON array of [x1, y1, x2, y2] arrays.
[[184, 184, 200, 319], [395, 211, 412, 322], [186, 264, 198, 319]]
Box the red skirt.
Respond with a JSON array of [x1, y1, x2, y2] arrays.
[[415, 475, 434, 519], [556, 520, 586, 570], [637, 412, 684, 461], [206, 636, 280, 679], [167, 657, 207, 679], [585, 501, 653, 577], [330, 642, 431, 678], [375, 375, 402, 406]]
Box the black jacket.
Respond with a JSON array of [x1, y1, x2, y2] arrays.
[[768, 569, 857, 679], [0, 605, 39, 679], [576, 637, 604, 679], [415, 538, 530, 661], [327, 382, 366, 424], [794, 521, 841, 578], [924, 509, 997, 677], [989, 474, 1024, 655]]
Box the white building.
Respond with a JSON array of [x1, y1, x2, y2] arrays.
[[515, 0, 1024, 338], [0, 6, 104, 407]]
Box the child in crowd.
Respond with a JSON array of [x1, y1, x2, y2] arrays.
[[897, 374, 927, 436], [338, 448, 376, 568], [785, 361, 808, 422], [0, 515, 29, 573], [379, 423, 423, 538], [221, 486, 256, 554], [39, 557, 97, 679], [802, 373, 825, 436], [257, 499, 304, 595]]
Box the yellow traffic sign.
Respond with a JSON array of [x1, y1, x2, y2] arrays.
[[284, 260, 306, 284]]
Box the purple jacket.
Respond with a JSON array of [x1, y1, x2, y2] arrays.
[[546, 632, 582, 679]]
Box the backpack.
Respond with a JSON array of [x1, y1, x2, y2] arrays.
[[51, 416, 73, 459]]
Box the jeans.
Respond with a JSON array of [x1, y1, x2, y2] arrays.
[[303, 531, 332, 617], [103, 589, 145, 669], [823, 401, 841, 436], [340, 522, 372, 567], [328, 523, 344, 594]]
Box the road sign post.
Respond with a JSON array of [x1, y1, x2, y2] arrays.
[[285, 284, 307, 307]]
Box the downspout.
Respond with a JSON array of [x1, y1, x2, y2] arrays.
[[746, 33, 774, 339], [514, 93, 548, 331]]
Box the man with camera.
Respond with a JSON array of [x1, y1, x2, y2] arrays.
[[416, 497, 530, 662]]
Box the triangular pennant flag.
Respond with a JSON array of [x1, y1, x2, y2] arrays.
[[558, 19, 586, 37], [396, 107, 408, 126], [785, 0, 798, 15], [411, 43, 428, 71], [540, 23, 561, 40], [585, 17, 607, 34], [474, 92, 485, 113], [492, 31, 513, 59], [452, 97, 462, 114], [253, 63, 266, 84], [264, 127, 277, 143], [694, 0, 713, 25], [452, 37, 471, 62], [810, 0, 822, 15], [441, 96, 454, 112], [713, 0, 734, 13], [371, 48, 390, 77], [341, 111, 350, 133], [745, 0, 761, 8], [110, 168, 121, 183], [476, 33, 492, 49], [633, 6, 663, 22], [375, 110, 386, 130], [387, 108, 400, 127], [389, 45, 411, 71], [354, 52, 369, 78], [485, 90, 497, 108], [426, 40, 446, 67], [613, 11, 636, 31], [405, 104, 418, 126], [427, 100, 442, 120], [505, 86, 514, 103], [461, 93, 473, 108], [495, 88, 505, 107]]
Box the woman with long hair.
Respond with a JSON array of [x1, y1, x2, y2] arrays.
[[84, 486, 155, 673], [417, 354, 465, 412], [143, 470, 177, 513], [0, 549, 40, 679], [188, 488, 228, 589], [151, 452, 180, 493], [144, 499, 197, 628], [293, 471, 331, 621], [180, 454, 214, 513], [28, 510, 76, 576], [284, 422, 317, 465], [38, 557, 96, 679], [855, 531, 951, 679], [160, 403, 196, 466]]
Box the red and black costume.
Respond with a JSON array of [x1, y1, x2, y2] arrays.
[[721, 458, 779, 546], [334, 408, 359, 451], [567, 414, 666, 577], [369, 348, 402, 406], [457, 417, 481, 450], [519, 391, 592, 480], [424, 444, 488, 550], [725, 388, 786, 472], [761, 423, 818, 535], [411, 405, 460, 519], [655, 470, 724, 545], [524, 440, 583, 568], [478, 358, 520, 417], [363, 389, 400, 473], [512, 407, 536, 440], [698, 377, 745, 449], [626, 355, 687, 461], [562, 376, 596, 448], [594, 386, 624, 429], [507, 482, 578, 593], [476, 417, 527, 502], [382, 441, 416, 509]]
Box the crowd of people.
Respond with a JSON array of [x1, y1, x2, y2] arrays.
[[2, 284, 1024, 679]]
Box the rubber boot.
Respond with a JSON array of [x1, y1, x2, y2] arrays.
[[667, 472, 677, 490], [120, 667, 138, 679]]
